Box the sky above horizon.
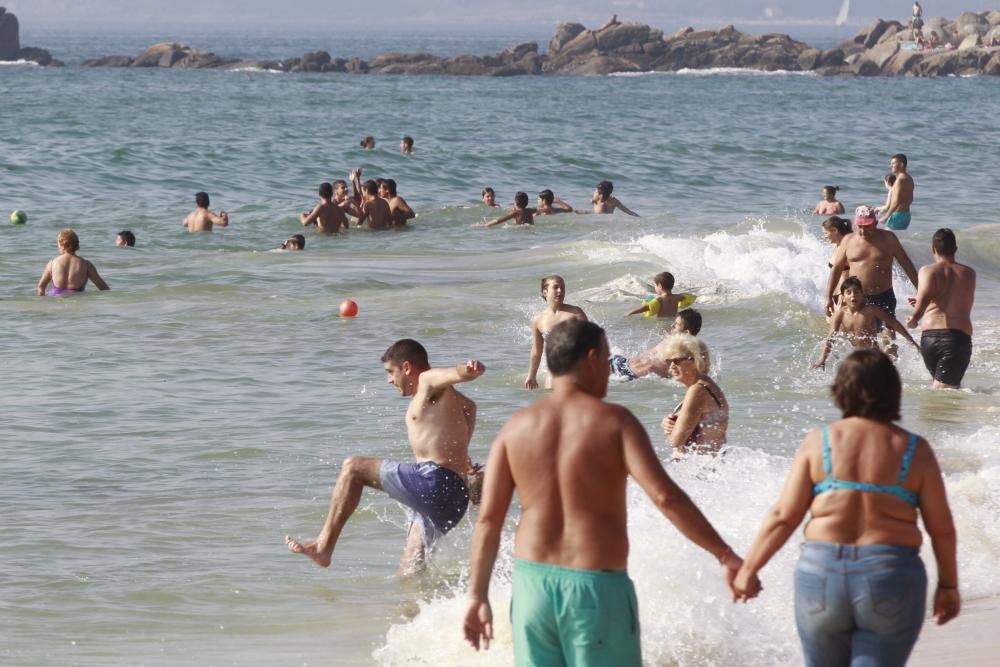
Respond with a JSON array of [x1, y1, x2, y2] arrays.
[[6, 1, 983, 31]]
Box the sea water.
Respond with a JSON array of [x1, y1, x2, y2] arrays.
[[2, 28, 999, 666]]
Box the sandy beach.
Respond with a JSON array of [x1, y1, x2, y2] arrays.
[[910, 596, 1000, 666]]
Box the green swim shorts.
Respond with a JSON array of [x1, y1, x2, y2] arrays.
[[511, 559, 641, 667]]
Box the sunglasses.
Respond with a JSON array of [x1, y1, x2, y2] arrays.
[[665, 357, 693, 365]]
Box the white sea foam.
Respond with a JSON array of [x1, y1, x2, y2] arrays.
[[609, 68, 817, 77], [0, 59, 40, 67]]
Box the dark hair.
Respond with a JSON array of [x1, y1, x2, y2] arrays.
[[546, 320, 606, 376], [596, 180, 613, 198], [333, 179, 348, 189], [653, 272, 675, 291], [891, 153, 908, 167], [538, 189, 554, 205], [840, 276, 863, 294], [117, 230, 136, 247], [361, 135, 375, 148], [363, 180, 378, 196], [482, 187, 495, 197], [383, 178, 398, 196], [195, 191, 210, 208], [823, 185, 840, 197], [831, 349, 901, 422], [287, 234, 306, 250], [678, 308, 702, 336], [884, 173, 897, 186], [402, 136, 413, 147], [381, 339, 429, 369], [514, 192, 528, 208], [932, 228, 957, 256], [822, 216, 852, 236], [319, 182, 334, 199]]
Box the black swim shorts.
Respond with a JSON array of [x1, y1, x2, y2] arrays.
[[920, 329, 972, 387], [866, 288, 897, 331]]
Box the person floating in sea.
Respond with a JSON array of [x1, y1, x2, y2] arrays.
[[481, 187, 500, 208], [300, 182, 347, 234], [182, 191, 229, 232], [486, 191, 535, 227], [907, 228, 976, 389], [400, 136, 414, 154], [624, 271, 696, 319], [360, 135, 375, 150], [534, 189, 574, 216], [525, 274, 588, 389], [286, 340, 485, 574], [463, 320, 752, 664], [661, 334, 729, 458], [378, 178, 416, 226], [814, 185, 845, 216], [38, 229, 110, 296], [115, 230, 136, 247], [814, 277, 918, 370], [356, 179, 393, 229], [611, 308, 703, 380], [591, 180, 639, 216], [880, 153, 914, 230], [825, 206, 918, 356]]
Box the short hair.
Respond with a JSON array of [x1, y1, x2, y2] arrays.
[[319, 182, 333, 199], [538, 189, 554, 205], [361, 135, 375, 148], [482, 187, 495, 197], [831, 349, 901, 422], [823, 185, 840, 196], [117, 230, 136, 247], [822, 216, 852, 236], [891, 153, 908, 167], [58, 228, 80, 252], [932, 228, 957, 256], [333, 179, 348, 189], [596, 180, 613, 198], [383, 178, 398, 196], [840, 276, 863, 294], [402, 136, 413, 147], [653, 272, 675, 291], [678, 308, 702, 336], [540, 274, 564, 294], [884, 173, 897, 186], [363, 180, 378, 196], [546, 320, 606, 376], [514, 192, 528, 208], [290, 234, 306, 249], [661, 334, 710, 375], [381, 339, 429, 370], [195, 191, 210, 208]]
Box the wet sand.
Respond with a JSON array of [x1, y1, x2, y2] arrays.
[[910, 596, 1000, 666]]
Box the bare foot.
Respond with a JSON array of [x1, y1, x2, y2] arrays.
[[285, 535, 331, 568]]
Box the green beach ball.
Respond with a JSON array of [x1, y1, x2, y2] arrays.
[[10, 210, 27, 225]]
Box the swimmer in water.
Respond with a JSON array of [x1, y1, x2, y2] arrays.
[[624, 272, 694, 319], [280, 234, 306, 251], [814, 185, 845, 216], [535, 189, 574, 215], [486, 192, 535, 227], [300, 182, 346, 234], [356, 179, 393, 229], [481, 187, 500, 208], [378, 179, 416, 226], [38, 229, 110, 296], [183, 191, 229, 232], [814, 277, 918, 370], [400, 136, 414, 154], [525, 275, 588, 389], [590, 180, 639, 216]]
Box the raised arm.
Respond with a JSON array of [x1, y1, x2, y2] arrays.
[[37, 260, 53, 296], [553, 196, 574, 212], [524, 320, 543, 389], [418, 360, 486, 399], [913, 440, 960, 624], [300, 204, 320, 226], [87, 262, 110, 291], [210, 210, 229, 227], [464, 431, 516, 651]]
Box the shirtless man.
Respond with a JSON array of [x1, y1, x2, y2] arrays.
[[182, 192, 229, 232], [400, 136, 414, 154], [378, 178, 416, 226], [525, 275, 588, 389], [591, 180, 639, 216], [486, 192, 535, 227], [611, 308, 702, 380], [356, 180, 393, 229], [826, 206, 918, 351], [880, 153, 914, 231], [38, 228, 110, 296], [463, 320, 751, 663], [907, 228, 976, 389], [300, 182, 347, 234], [286, 339, 485, 573], [535, 189, 573, 215], [333, 178, 359, 228]]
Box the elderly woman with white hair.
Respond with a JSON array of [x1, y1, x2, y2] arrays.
[[661, 334, 729, 456]]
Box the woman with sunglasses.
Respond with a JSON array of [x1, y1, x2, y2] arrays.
[[661, 334, 729, 457]]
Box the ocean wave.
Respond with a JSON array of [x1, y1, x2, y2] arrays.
[[0, 59, 40, 67], [226, 66, 285, 74]]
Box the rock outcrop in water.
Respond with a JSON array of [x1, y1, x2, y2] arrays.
[[54, 10, 1000, 77], [0, 7, 61, 66]]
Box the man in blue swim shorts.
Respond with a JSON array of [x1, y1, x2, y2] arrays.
[[287, 339, 486, 573], [880, 153, 914, 231], [464, 320, 754, 666]]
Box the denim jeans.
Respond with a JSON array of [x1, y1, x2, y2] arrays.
[[794, 542, 927, 667]]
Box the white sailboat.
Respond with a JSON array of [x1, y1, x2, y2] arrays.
[[835, 0, 850, 26]]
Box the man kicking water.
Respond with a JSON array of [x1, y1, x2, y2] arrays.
[[464, 320, 755, 663], [286, 339, 485, 573]]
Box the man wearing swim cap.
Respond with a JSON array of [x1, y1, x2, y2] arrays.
[[826, 206, 918, 354]]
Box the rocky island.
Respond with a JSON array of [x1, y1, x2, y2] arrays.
[[6, 6, 1000, 77], [0, 7, 61, 66]]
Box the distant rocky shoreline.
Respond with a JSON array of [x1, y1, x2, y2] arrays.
[[4, 7, 1000, 77]]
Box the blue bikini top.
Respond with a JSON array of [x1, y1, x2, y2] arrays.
[[813, 427, 920, 507]]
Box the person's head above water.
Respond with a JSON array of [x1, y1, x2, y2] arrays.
[[544, 320, 610, 397], [319, 182, 333, 199], [822, 185, 840, 200], [115, 230, 135, 247], [401, 136, 413, 153], [282, 234, 306, 251], [540, 274, 565, 301], [932, 228, 957, 258], [381, 338, 430, 396], [363, 180, 378, 196], [360, 135, 375, 149], [595, 180, 613, 201], [661, 333, 710, 376], [831, 349, 901, 422], [58, 228, 80, 253], [195, 191, 210, 208], [653, 272, 675, 293], [890, 153, 908, 173], [671, 308, 702, 336], [537, 189, 554, 206], [514, 192, 529, 209], [822, 216, 852, 239], [839, 277, 865, 309], [482, 187, 496, 205], [382, 178, 398, 197]]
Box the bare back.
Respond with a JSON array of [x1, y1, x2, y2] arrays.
[[503, 391, 632, 569], [361, 198, 393, 229], [406, 383, 476, 475], [917, 261, 975, 336], [183, 207, 226, 232], [892, 173, 914, 212], [314, 201, 346, 234], [49, 254, 94, 291]]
